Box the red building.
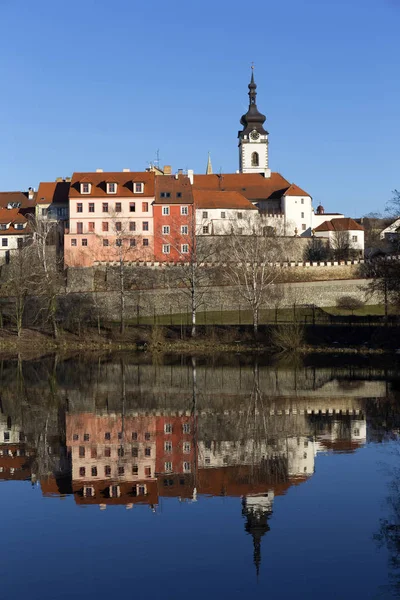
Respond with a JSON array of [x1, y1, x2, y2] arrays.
[[155, 414, 195, 476], [153, 175, 194, 262]]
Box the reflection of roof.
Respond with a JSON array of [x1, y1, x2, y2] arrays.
[[314, 218, 364, 232], [70, 172, 155, 197], [36, 181, 70, 205], [72, 479, 158, 506], [193, 173, 292, 201], [318, 439, 364, 453], [193, 189, 257, 210]]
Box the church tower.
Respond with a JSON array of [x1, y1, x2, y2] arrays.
[[238, 69, 271, 177]]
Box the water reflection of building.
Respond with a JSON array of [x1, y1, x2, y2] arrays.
[[0, 413, 33, 480]]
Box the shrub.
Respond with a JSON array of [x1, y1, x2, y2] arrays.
[[336, 296, 364, 314], [271, 323, 305, 352]]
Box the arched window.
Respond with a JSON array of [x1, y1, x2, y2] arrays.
[[251, 152, 259, 167]]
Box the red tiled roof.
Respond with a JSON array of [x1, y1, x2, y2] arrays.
[[283, 183, 310, 197], [36, 181, 70, 205], [70, 172, 155, 198], [192, 189, 257, 210], [0, 191, 35, 209], [314, 217, 364, 232], [0, 208, 30, 235], [193, 172, 292, 202], [153, 175, 194, 205]]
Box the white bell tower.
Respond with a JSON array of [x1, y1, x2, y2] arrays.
[[238, 69, 271, 178]]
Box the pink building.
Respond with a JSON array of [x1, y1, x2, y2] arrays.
[[64, 170, 156, 267]]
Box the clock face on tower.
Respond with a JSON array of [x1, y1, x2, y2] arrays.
[[250, 130, 260, 141]]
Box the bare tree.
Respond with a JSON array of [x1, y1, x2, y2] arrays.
[[223, 215, 283, 335], [385, 189, 400, 217], [330, 230, 352, 261], [158, 208, 218, 337], [0, 244, 33, 336]]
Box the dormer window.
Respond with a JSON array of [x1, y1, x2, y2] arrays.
[[14, 223, 25, 230], [134, 183, 144, 193], [107, 182, 117, 194], [0, 223, 9, 230], [81, 183, 91, 194]]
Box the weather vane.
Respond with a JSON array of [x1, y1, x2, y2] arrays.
[[251, 61, 255, 70]]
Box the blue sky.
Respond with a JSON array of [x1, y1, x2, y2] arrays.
[[0, 0, 399, 216]]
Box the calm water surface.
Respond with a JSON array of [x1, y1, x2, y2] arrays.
[[1, 355, 400, 599]]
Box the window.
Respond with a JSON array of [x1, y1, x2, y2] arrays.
[[89, 203, 95, 213], [91, 466, 98, 477], [183, 442, 191, 453], [41, 208, 47, 217], [129, 222, 136, 231], [115, 221, 122, 231], [102, 202, 108, 213], [181, 206, 188, 215], [181, 244, 189, 253], [304, 440, 309, 448], [181, 225, 188, 235], [129, 202, 135, 212], [84, 487, 94, 497], [118, 432, 123, 440], [132, 432, 138, 441], [79, 446, 85, 457], [303, 452, 307, 459], [352, 235, 358, 242], [17, 238, 23, 249], [205, 457, 211, 465], [84, 433, 90, 442], [129, 239, 136, 247], [165, 462, 173, 472], [301, 212, 304, 219], [57, 207, 67, 218], [164, 423, 172, 434], [145, 432, 151, 441], [14, 223, 24, 230], [301, 198, 304, 204], [118, 466, 125, 476], [105, 466, 111, 476], [82, 239, 87, 246], [105, 432, 111, 441], [115, 202, 122, 212], [302, 224, 306, 231], [4, 432, 10, 441], [162, 206, 170, 215], [137, 485, 146, 496], [162, 225, 170, 234], [91, 447, 97, 458], [102, 222, 109, 232], [202, 226, 209, 234], [143, 221, 149, 231], [77, 203, 83, 213], [145, 447, 151, 457], [145, 466, 151, 478], [183, 423, 190, 434], [354, 428, 360, 436], [237, 228, 243, 235], [81, 183, 90, 194], [251, 152, 259, 167], [77, 222, 83, 234], [103, 239, 109, 247], [162, 244, 170, 254], [164, 441, 172, 452], [73, 434, 79, 441], [160, 192, 171, 198], [237, 212, 243, 219], [202, 211, 208, 219], [71, 239, 77, 246], [132, 464, 138, 475], [142, 202, 148, 212], [135, 183, 144, 193], [132, 447, 138, 457], [88, 222, 95, 232], [110, 484, 120, 497], [107, 182, 117, 194], [221, 211, 226, 218], [117, 447, 124, 457], [79, 467, 86, 477], [183, 462, 191, 472], [143, 239, 149, 246], [116, 239, 122, 247]]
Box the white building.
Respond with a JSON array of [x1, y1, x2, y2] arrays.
[[193, 189, 258, 235], [313, 217, 365, 255]]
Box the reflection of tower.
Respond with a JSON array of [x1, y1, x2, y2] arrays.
[[242, 492, 274, 577]]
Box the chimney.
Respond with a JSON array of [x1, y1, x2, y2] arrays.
[[96, 168, 103, 173], [55, 177, 63, 182], [28, 187, 35, 200], [122, 168, 130, 172], [163, 165, 172, 175], [65, 177, 71, 182], [187, 169, 194, 185], [177, 169, 183, 176]]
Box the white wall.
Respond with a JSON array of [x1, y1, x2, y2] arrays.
[[314, 229, 364, 252], [196, 208, 258, 235], [283, 195, 313, 237], [239, 136, 271, 176], [0, 234, 29, 265]]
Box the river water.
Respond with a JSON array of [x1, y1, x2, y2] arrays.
[[1, 353, 400, 599]]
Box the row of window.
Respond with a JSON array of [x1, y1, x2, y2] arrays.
[[162, 225, 188, 235], [83, 484, 147, 498], [72, 424, 190, 441], [77, 441, 191, 459], [75, 221, 149, 234], [1, 238, 24, 248], [3, 432, 25, 442], [70, 238, 149, 248], [162, 244, 189, 254], [161, 206, 188, 215], [0, 223, 25, 230], [79, 465, 152, 478], [160, 192, 182, 199], [77, 201, 149, 213], [80, 182, 144, 195]]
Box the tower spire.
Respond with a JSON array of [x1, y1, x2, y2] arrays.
[[206, 152, 213, 175]]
